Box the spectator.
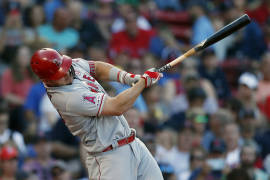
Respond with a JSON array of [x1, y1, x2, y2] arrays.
[[48, 117, 81, 178], [254, 124, 270, 160], [154, 0, 182, 11], [246, 0, 269, 26], [23, 82, 46, 138], [0, 46, 35, 133], [68, 1, 105, 47], [112, 2, 151, 33], [225, 3, 267, 60], [239, 20, 267, 60], [50, 160, 72, 180], [0, 97, 26, 155], [23, 5, 50, 51], [237, 72, 259, 110], [206, 138, 226, 179], [0, 8, 28, 63], [66, 43, 87, 59], [240, 144, 269, 180], [225, 168, 251, 180], [211, 17, 234, 60], [93, 0, 116, 41], [38, 8, 79, 51], [155, 128, 177, 165], [186, 108, 208, 147], [188, 146, 214, 180], [24, 5, 45, 30], [87, 43, 108, 61], [224, 97, 243, 122], [264, 154, 270, 175], [203, 109, 233, 151], [238, 108, 263, 134], [39, 94, 60, 134], [49, 117, 79, 159], [256, 52, 270, 109], [0, 145, 27, 180], [149, 25, 183, 62], [188, 0, 214, 47], [170, 71, 218, 115], [23, 135, 55, 180], [109, 11, 155, 58], [170, 126, 193, 180], [187, 88, 207, 110], [43, 0, 65, 22], [237, 73, 265, 129], [238, 108, 262, 152], [161, 58, 196, 106], [223, 122, 242, 168], [198, 49, 231, 101], [143, 85, 170, 123]]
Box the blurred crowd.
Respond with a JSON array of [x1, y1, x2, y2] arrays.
[[0, 0, 270, 179]]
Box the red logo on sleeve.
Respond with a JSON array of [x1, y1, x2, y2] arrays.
[[83, 74, 95, 82], [83, 96, 96, 104]]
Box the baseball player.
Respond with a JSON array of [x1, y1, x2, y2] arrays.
[[30, 48, 164, 180]]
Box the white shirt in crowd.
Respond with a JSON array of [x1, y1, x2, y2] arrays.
[[170, 94, 218, 115], [155, 144, 190, 180], [0, 129, 26, 155], [155, 145, 178, 164], [111, 16, 151, 33], [225, 147, 241, 168]]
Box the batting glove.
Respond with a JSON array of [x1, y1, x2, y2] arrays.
[[119, 71, 141, 86], [141, 68, 162, 88]]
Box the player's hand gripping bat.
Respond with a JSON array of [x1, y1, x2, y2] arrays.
[[156, 14, 251, 73]]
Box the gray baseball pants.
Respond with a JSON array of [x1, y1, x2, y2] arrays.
[[85, 138, 164, 180]]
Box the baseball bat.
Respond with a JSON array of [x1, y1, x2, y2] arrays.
[[157, 14, 251, 73]]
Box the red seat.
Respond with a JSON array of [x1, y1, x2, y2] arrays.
[[155, 10, 190, 24]]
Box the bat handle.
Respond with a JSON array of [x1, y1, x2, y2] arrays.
[[157, 64, 172, 73]]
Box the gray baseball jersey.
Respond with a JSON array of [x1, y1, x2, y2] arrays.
[[46, 59, 163, 179]]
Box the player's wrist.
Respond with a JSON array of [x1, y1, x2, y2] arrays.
[[120, 71, 141, 86], [137, 77, 147, 88], [140, 76, 147, 88]]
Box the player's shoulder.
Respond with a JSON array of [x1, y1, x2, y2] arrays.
[[47, 81, 87, 110], [72, 58, 88, 69], [72, 58, 87, 64], [72, 58, 95, 67]]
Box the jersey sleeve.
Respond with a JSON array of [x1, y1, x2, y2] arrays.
[[65, 90, 106, 117], [73, 58, 96, 77]]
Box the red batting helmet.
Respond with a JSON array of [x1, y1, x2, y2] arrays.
[[30, 48, 72, 80]]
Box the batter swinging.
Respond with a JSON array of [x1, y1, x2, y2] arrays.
[[30, 48, 164, 180]]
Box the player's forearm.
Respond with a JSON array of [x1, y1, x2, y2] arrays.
[[95, 61, 120, 81], [95, 61, 139, 85], [115, 79, 145, 113], [102, 79, 145, 116]]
